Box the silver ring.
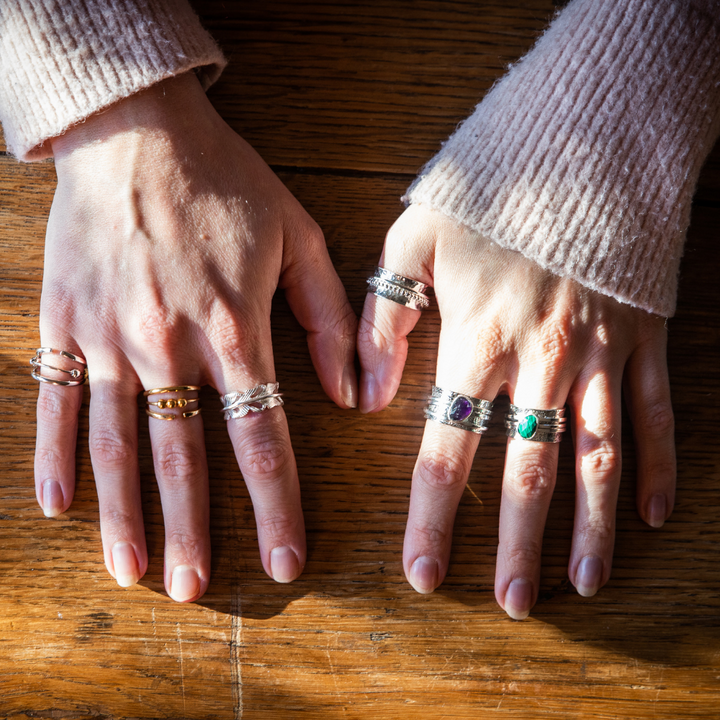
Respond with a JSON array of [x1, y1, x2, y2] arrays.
[[367, 267, 430, 310], [505, 405, 567, 443], [424, 385, 493, 434], [30, 347, 88, 386], [221, 382, 284, 420]]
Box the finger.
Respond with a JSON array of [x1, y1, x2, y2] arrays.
[[144, 384, 210, 603], [403, 314, 505, 593], [281, 219, 358, 409], [209, 312, 306, 584], [567, 366, 623, 598], [226, 408, 305, 584], [624, 331, 675, 528], [403, 420, 481, 594], [357, 210, 435, 414], [34, 344, 85, 517], [86, 357, 147, 589], [495, 367, 572, 620]]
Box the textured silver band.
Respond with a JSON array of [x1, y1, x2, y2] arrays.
[[221, 382, 284, 420], [30, 347, 88, 387], [424, 385, 493, 434], [505, 404, 567, 443], [366, 267, 430, 311]]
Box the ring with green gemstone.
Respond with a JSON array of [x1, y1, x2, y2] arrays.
[[505, 404, 567, 443]]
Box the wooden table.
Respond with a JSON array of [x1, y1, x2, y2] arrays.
[[1, 2, 719, 718]]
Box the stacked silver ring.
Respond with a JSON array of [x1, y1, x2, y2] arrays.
[[221, 382, 284, 420], [424, 386, 493, 434], [505, 405, 567, 443], [366, 267, 430, 310], [30, 347, 88, 386]]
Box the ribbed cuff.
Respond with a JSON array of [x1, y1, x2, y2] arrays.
[[0, 0, 227, 161], [406, 0, 720, 317]]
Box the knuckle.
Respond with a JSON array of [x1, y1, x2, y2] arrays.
[[37, 387, 77, 420], [473, 323, 509, 375], [411, 522, 450, 547], [241, 439, 293, 481], [580, 442, 622, 482], [165, 530, 205, 559], [415, 450, 470, 491], [135, 302, 177, 353], [155, 443, 205, 484], [504, 541, 542, 571], [578, 515, 615, 544], [636, 399, 675, 440], [89, 427, 136, 467], [257, 512, 301, 539], [99, 507, 137, 533], [506, 459, 556, 500], [35, 445, 68, 471]]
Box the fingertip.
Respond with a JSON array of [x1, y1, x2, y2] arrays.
[[111, 541, 143, 588], [270, 545, 303, 583], [574, 555, 603, 597], [407, 555, 439, 594], [41, 479, 66, 517], [169, 565, 203, 603], [644, 493, 669, 528], [502, 578, 534, 620]]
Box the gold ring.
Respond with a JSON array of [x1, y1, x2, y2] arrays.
[[143, 385, 202, 420], [143, 385, 201, 396]]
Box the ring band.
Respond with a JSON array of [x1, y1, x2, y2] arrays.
[[144, 385, 202, 421], [30, 347, 88, 386], [505, 404, 567, 443], [424, 385, 493, 434], [221, 382, 284, 420], [367, 267, 430, 311]]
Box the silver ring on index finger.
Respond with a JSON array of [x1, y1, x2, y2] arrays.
[[424, 385, 494, 434], [30, 347, 88, 386]]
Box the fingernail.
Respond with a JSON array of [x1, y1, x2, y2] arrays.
[[505, 579, 533, 620], [41, 480, 65, 517], [112, 541, 141, 588], [576, 555, 603, 597], [408, 556, 439, 594], [359, 371, 379, 414], [169, 565, 201, 602], [341, 365, 358, 409], [270, 546, 301, 583], [648, 494, 667, 528]]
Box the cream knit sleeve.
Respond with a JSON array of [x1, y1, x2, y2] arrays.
[[0, 0, 226, 162], [406, 0, 720, 317]]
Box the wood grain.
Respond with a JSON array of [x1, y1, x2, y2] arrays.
[[1, 2, 719, 718]]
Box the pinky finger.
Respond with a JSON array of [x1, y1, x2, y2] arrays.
[[35, 381, 84, 516], [624, 336, 676, 528]]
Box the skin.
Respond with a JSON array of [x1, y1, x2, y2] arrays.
[[35, 72, 358, 602], [358, 204, 676, 620]]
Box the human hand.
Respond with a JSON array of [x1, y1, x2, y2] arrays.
[[358, 204, 675, 619], [34, 72, 357, 601]]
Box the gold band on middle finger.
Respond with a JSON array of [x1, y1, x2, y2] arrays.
[[143, 385, 201, 421]]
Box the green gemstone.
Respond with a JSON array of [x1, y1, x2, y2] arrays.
[[518, 414, 538, 439]]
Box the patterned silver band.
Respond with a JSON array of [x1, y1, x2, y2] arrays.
[[30, 347, 88, 387], [366, 267, 431, 311], [505, 404, 567, 443], [424, 385, 494, 434], [221, 382, 284, 420]]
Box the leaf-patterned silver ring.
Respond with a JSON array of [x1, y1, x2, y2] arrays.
[[220, 382, 284, 420]]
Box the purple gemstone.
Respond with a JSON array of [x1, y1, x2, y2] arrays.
[[449, 396, 473, 422]]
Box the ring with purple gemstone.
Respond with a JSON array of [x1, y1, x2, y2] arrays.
[[505, 404, 567, 443], [424, 386, 493, 434], [366, 267, 431, 311]]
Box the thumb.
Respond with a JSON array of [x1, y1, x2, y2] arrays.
[[357, 205, 436, 413]]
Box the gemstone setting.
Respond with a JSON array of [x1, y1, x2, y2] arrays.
[[449, 396, 473, 422], [517, 413, 538, 439]]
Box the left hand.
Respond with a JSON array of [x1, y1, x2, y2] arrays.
[[358, 204, 676, 619]]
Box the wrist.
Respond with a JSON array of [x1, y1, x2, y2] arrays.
[[50, 72, 220, 161]]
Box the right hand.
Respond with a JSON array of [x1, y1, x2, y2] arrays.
[[35, 72, 357, 601]]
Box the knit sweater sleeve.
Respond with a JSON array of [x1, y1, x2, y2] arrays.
[[0, 0, 226, 162], [405, 0, 720, 317]]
